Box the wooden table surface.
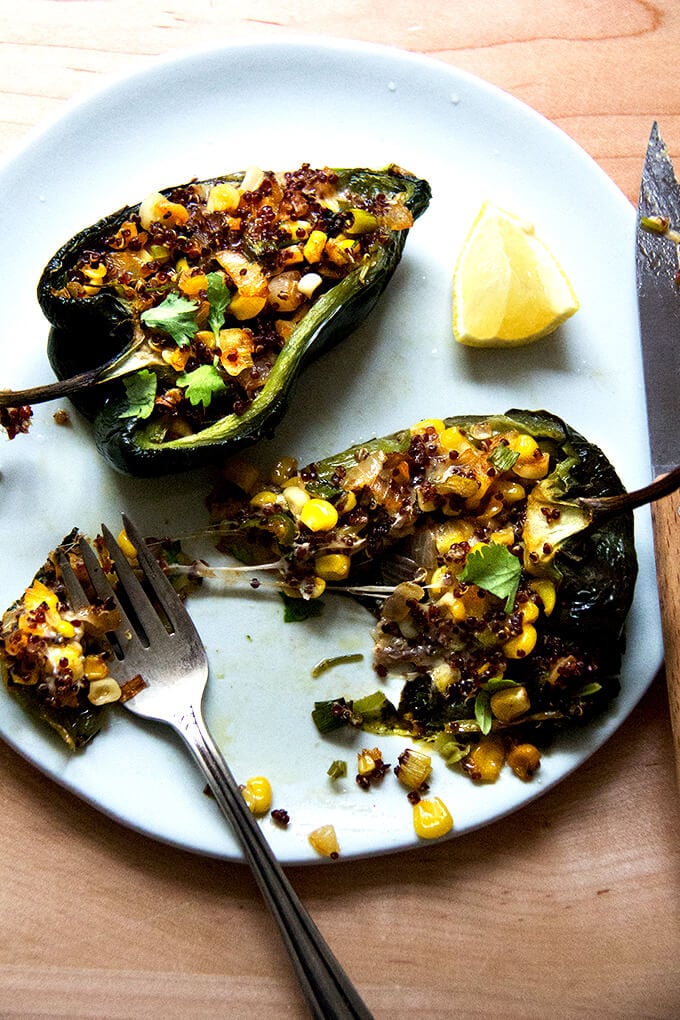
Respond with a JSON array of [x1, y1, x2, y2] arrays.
[[1, 3, 679, 1017]]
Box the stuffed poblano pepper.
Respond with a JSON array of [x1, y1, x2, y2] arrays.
[[34, 164, 430, 475], [206, 409, 642, 782]]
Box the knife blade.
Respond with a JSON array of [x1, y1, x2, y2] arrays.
[[636, 121, 680, 785]]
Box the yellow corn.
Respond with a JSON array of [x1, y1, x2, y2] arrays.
[[240, 776, 272, 815], [530, 578, 556, 616], [489, 525, 515, 547], [436, 592, 468, 623], [83, 655, 109, 681], [507, 743, 541, 781], [412, 796, 454, 839], [439, 425, 473, 454], [308, 823, 340, 858], [206, 182, 241, 213], [249, 490, 281, 510], [303, 229, 327, 263], [434, 519, 474, 554], [463, 735, 506, 783], [429, 565, 453, 598], [494, 478, 525, 504], [117, 528, 138, 564], [504, 624, 537, 659], [87, 677, 122, 706], [336, 490, 357, 514], [508, 432, 538, 459], [299, 498, 338, 532], [314, 554, 351, 581], [283, 484, 311, 517], [81, 262, 107, 284]]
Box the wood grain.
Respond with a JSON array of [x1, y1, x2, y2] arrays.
[[1, 3, 680, 1018], [652, 491, 680, 789]]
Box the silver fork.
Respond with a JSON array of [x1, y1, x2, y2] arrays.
[[58, 512, 373, 1020]]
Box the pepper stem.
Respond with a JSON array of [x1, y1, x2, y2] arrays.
[[578, 464, 680, 518]]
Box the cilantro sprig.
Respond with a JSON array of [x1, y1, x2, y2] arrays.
[[120, 370, 157, 419], [176, 364, 228, 408], [140, 292, 199, 347], [206, 271, 231, 339], [459, 543, 521, 613]]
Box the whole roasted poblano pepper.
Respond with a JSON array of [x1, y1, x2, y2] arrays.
[[209, 409, 639, 767], [37, 164, 431, 476]]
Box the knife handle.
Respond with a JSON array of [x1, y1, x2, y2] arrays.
[[651, 486, 680, 788]]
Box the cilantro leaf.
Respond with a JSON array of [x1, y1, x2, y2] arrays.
[[140, 292, 199, 347], [206, 271, 231, 339], [120, 370, 157, 419], [459, 543, 521, 613], [176, 364, 228, 408]]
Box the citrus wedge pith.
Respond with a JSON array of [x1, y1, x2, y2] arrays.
[[452, 201, 579, 347]]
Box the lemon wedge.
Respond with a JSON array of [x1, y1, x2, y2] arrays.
[[452, 201, 579, 347]]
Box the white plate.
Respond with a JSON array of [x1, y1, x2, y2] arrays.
[[0, 37, 661, 863]]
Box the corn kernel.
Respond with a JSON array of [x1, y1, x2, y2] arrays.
[[530, 578, 556, 616], [429, 565, 453, 598], [495, 478, 525, 504], [241, 775, 272, 815], [513, 452, 550, 480], [299, 498, 339, 532], [413, 796, 454, 839], [462, 735, 506, 782], [206, 182, 241, 213], [314, 554, 351, 581], [308, 824, 340, 858], [439, 426, 473, 454], [83, 655, 109, 681], [303, 229, 327, 263], [283, 484, 311, 517], [489, 525, 515, 547], [520, 600, 540, 624], [117, 528, 138, 564], [507, 743, 541, 781], [249, 490, 282, 509], [504, 624, 537, 659], [434, 519, 474, 554], [508, 432, 539, 459], [436, 592, 467, 622], [336, 490, 357, 514], [87, 677, 122, 706]]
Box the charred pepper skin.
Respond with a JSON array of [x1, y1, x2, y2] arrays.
[[38, 166, 431, 476]]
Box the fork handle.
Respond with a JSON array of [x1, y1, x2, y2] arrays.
[[173, 705, 374, 1020]]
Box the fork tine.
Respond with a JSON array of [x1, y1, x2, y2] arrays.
[[99, 522, 173, 646], [120, 512, 196, 635], [57, 550, 91, 612], [76, 536, 137, 642]]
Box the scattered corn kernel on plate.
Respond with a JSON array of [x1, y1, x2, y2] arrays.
[[0, 37, 661, 863]]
